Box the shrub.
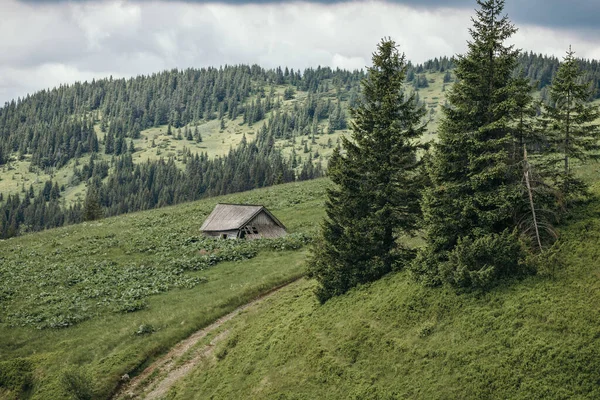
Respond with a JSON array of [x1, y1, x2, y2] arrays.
[[0, 358, 33, 394], [61, 367, 93, 400], [283, 87, 295, 100], [135, 324, 155, 335], [114, 298, 147, 313], [440, 230, 530, 289]]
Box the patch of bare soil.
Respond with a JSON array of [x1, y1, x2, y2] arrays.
[[112, 280, 299, 399]]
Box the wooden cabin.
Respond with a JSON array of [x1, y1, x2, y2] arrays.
[[200, 204, 287, 240]]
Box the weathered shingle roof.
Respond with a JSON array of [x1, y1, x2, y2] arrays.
[[200, 204, 285, 232]]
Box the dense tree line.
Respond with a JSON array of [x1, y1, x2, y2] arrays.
[[95, 128, 317, 218], [519, 51, 600, 100], [410, 51, 600, 100], [0, 65, 363, 171], [254, 94, 348, 143], [0, 131, 321, 239], [0, 182, 82, 238], [0, 64, 359, 238]]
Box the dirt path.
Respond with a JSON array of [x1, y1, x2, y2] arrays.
[[112, 279, 299, 400]]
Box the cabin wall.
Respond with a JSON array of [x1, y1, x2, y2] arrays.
[[244, 211, 287, 239], [203, 230, 240, 239]]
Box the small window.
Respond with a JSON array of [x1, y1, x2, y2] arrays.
[[220, 234, 227, 239], [252, 227, 259, 234]]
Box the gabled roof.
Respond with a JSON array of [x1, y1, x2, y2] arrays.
[[200, 204, 286, 232]]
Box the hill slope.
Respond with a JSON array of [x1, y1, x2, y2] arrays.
[[166, 188, 600, 399], [2, 169, 600, 399], [7, 50, 600, 206], [0, 179, 328, 399]]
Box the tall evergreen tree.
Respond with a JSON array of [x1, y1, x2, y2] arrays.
[[83, 185, 103, 221], [308, 38, 426, 302], [541, 47, 600, 199], [105, 132, 115, 155], [414, 0, 529, 289]]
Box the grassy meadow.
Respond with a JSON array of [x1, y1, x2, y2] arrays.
[[0, 179, 329, 399]]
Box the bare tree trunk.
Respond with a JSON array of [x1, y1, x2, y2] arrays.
[[524, 146, 543, 252]]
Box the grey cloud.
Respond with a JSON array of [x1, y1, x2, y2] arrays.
[[507, 1, 600, 31], [3, 0, 600, 105], [1, 0, 468, 103], [382, 0, 600, 31], [16, 0, 600, 31]]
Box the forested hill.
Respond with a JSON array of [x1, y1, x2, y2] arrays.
[[2, 52, 599, 170], [413, 52, 600, 99], [0, 65, 364, 238], [1, 52, 600, 240], [0, 65, 364, 168]]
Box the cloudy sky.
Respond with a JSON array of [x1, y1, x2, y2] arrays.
[[2, 0, 600, 104]]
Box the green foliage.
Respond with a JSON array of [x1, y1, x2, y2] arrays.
[[416, 0, 532, 289], [166, 193, 600, 399], [414, 74, 429, 89], [0, 179, 326, 399], [283, 86, 295, 100], [0, 229, 312, 329], [0, 129, 323, 239], [0, 358, 33, 395], [541, 46, 600, 200], [527, 239, 566, 278], [441, 230, 530, 289], [0, 64, 361, 240], [135, 323, 155, 335], [83, 185, 103, 222], [61, 368, 94, 400], [310, 38, 426, 302], [443, 70, 452, 83]]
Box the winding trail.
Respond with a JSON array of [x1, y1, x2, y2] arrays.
[[112, 279, 300, 400]]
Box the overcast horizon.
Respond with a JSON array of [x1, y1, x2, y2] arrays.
[[2, 0, 600, 104]]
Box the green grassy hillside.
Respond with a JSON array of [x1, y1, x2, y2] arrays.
[[2, 163, 600, 399], [165, 187, 600, 399], [0, 179, 329, 399]]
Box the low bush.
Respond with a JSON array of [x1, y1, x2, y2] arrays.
[[441, 229, 531, 289], [0, 358, 33, 395], [61, 367, 94, 400]]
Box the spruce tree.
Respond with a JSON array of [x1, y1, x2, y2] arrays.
[[308, 38, 426, 302], [414, 0, 529, 289], [541, 47, 600, 199], [105, 132, 115, 155], [83, 185, 103, 221], [443, 70, 452, 83]]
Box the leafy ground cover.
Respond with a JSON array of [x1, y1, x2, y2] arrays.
[[0, 178, 328, 399], [0, 228, 309, 330]]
